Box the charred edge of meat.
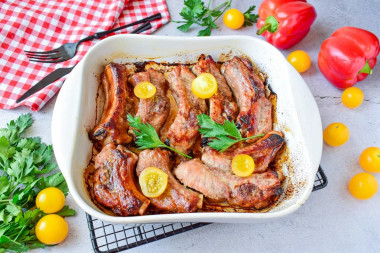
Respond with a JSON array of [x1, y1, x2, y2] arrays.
[[164, 138, 170, 146], [201, 138, 210, 148], [266, 133, 285, 147], [275, 187, 284, 196], [134, 62, 148, 73], [92, 128, 106, 139]]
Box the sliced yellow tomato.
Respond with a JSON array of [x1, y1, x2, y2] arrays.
[[341, 87, 364, 109], [191, 73, 218, 99], [134, 81, 156, 99], [139, 167, 168, 198], [348, 172, 378, 200], [287, 50, 311, 73], [36, 187, 65, 214], [323, 122, 350, 146], [35, 214, 69, 245], [231, 154, 255, 177], [223, 8, 245, 30], [360, 147, 380, 173]]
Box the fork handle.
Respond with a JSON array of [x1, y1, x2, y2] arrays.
[[79, 13, 162, 43]]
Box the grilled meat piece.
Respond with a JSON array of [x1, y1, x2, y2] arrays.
[[90, 63, 138, 148], [93, 143, 149, 216], [212, 169, 281, 209], [174, 159, 230, 202], [202, 131, 285, 173], [129, 68, 170, 135], [174, 159, 281, 209], [192, 55, 237, 123], [136, 149, 202, 212], [167, 65, 207, 154], [222, 57, 272, 140]]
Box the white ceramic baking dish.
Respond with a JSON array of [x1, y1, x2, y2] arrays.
[[52, 34, 322, 224]]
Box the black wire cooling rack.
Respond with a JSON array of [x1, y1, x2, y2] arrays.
[[86, 167, 327, 253]]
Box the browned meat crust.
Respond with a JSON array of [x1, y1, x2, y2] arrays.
[[90, 63, 138, 148], [136, 149, 202, 213], [174, 159, 230, 202], [93, 143, 149, 216], [166, 65, 207, 154], [174, 159, 281, 209], [129, 68, 170, 135], [192, 55, 237, 124], [202, 131, 285, 174], [222, 57, 272, 140]]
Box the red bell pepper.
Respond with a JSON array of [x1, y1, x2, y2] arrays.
[[318, 27, 380, 89], [256, 0, 317, 49]]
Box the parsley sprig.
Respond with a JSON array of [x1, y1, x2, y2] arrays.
[[127, 114, 192, 159], [0, 114, 75, 252], [172, 0, 258, 36], [243, 5, 259, 27], [197, 114, 264, 152]]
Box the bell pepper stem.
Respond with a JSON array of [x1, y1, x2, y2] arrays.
[[257, 16, 279, 35], [358, 61, 373, 75], [257, 23, 272, 35]]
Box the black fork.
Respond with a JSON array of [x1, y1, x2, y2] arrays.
[[24, 13, 161, 63], [16, 22, 152, 104]]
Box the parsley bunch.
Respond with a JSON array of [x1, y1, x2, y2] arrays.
[[0, 114, 75, 252], [172, 0, 259, 36], [197, 114, 264, 152]]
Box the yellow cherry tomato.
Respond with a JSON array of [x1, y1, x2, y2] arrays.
[[191, 73, 218, 99], [341, 87, 364, 109], [231, 154, 255, 177], [35, 214, 69, 245], [36, 187, 65, 214], [139, 167, 168, 198], [360, 147, 380, 173], [287, 50, 311, 73], [323, 123, 350, 146], [134, 81, 156, 99], [348, 172, 378, 200], [223, 8, 245, 30]]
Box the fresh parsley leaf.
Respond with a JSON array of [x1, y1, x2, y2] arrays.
[[55, 206, 76, 217], [197, 114, 241, 139], [173, 0, 232, 36], [177, 22, 193, 32], [197, 114, 264, 152], [208, 135, 240, 152], [198, 26, 211, 36], [127, 114, 192, 159], [0, 113, 33, 146], [243, 5, 259, 27], [0, 236, 29, 252]]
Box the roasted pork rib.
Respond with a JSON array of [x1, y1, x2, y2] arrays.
[[174, 159, 281, 209], [129, 68, 170, 135], [222, 57, 272, 140], [167, 65, 207, 155], [93, 144, 149, 216], [202, 131, 285, 174], [90, 63, 138, 148], [192, 55, 237, 124], [136, 149, 202, 212]]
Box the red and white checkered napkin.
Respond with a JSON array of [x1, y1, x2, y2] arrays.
[[0, 0, 170, 111]]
